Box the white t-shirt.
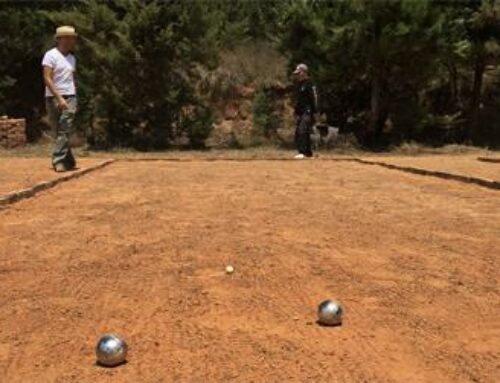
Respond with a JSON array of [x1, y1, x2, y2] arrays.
[[42, 47, 76, 97]]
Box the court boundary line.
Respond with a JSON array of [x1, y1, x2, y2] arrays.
[[117, 157, 353, 162], [0, 159, 115, 207], [477, 157, 500, 164], [351, 158, 500, 190], [0, 156, 498, 208]]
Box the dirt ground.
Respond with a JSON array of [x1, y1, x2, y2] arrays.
[[0, 159, 499, 382], [0, 158, 104, 195], [365, 155, 500, 181]]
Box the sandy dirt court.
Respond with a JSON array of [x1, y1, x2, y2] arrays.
[[0, 159, 499, 382], [366, 155, 499, 182], [0, 158, 105, 195]]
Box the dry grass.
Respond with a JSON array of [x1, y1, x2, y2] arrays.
[[0, 142, 53, 158], [1, 142, 497, 161], [390, 142, 492, 156], [219, 42, 288, 87], [196, 41, 288, 103]]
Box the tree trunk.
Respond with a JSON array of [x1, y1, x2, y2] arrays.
[[469, 50, 486, 138], [446, 60, 458, 107], [366, 67, 387, 146], [368, 70, 382, 134]]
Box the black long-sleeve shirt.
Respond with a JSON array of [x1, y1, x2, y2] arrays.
[[295, 79, 318, 115]]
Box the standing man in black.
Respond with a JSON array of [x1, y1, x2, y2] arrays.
[[293, 63, 318, 159]]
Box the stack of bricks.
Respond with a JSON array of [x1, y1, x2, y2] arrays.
[[0, 116, 26, 148]]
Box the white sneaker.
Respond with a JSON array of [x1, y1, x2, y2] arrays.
[[54, 163, 66, 172], [294, 154, 305, 159]]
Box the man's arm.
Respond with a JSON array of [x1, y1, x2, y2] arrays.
[[43, 66, 68, 110], [310, 83, 319, 115], [307, 82, 320, 123]]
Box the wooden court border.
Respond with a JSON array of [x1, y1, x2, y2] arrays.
[[1, 156, 498, 208], [0, 159, 115, 207]]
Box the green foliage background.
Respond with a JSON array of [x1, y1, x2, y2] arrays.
[[0, 0, 499, 149]]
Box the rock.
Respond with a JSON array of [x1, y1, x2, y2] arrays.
[[0, 118, 26, 148], [223, 103, 239, 120], [239, 100, 253, 120], [239, 86, 255, 98]]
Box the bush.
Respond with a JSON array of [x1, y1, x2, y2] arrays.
[[253, 87, 281, 139], [181, 105, 214, 149]]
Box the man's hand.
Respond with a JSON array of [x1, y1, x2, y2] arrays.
[[57, 97, 69, 111]]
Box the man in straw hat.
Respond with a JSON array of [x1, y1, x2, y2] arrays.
[[42, 26, 78, 172], [292, 63, 318, 159]]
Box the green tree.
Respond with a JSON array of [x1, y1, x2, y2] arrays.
[[466, 0, 500, 139], [0, 4, 49, 138], [0, 0, 499, 149], [46, 0, 217, 149], [281, 1, 461, 146]]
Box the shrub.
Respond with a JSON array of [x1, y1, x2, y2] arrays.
[[181, 105, 214, 149], [253, 87, 281, 139]]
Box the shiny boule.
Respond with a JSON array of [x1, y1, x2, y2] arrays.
[[318, 299, 343, 326], [225, 265, 234, 274], [96, 334, 128, 367]]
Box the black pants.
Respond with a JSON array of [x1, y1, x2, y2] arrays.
[[295, 113, 313, 157]]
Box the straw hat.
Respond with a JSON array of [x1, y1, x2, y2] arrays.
[[293, 63, 309, 75], [55, 26, 78, 38]]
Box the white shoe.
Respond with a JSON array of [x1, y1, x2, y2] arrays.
[[54, 163, 66, 172], [294, 154, 305, 159]]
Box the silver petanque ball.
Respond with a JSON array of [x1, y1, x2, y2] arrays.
[[96, 334, 128, 367], [318, 299, 343, 326]]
